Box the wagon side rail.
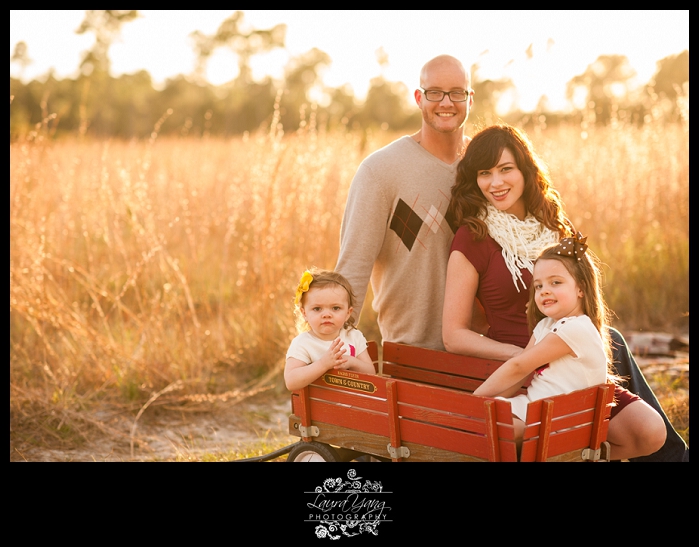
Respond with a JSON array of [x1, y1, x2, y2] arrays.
[[518, 383, 615, 462], [288, 341, 614, 462], [381, 342, 614, 461], [288, 367, 514, 461], [380, 341, 531, 393]]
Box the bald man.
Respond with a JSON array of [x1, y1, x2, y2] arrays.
[[336, 55, 474, 350]]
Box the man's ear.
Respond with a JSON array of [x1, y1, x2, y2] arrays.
[[414, 88, 423, 106]]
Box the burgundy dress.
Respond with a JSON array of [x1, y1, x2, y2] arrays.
[[450, 225, 531, 348]]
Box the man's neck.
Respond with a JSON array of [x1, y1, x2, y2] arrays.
[[411, 129, 467, 164]]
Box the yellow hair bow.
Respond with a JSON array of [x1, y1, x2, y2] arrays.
[[294, 270, 314, 305]]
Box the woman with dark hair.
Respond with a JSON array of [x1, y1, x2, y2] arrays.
[[444, 124, 687, 461]]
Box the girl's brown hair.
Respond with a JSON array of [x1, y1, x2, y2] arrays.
[[448, 124, 574, 239]]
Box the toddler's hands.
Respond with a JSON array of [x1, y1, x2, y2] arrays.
[[322, 338, 347, 371], [333, 344, 355, 371]]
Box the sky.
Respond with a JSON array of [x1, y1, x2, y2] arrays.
[[10, 10, 689, 113]]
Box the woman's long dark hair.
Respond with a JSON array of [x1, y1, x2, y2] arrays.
[[448, 124, 574, 239]]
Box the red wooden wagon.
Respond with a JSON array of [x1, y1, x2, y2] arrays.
[[286, 341, 614, 462]]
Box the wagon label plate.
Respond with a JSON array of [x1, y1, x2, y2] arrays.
[[323, 372, 377, 393]]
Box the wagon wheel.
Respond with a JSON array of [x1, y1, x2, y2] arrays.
[[286, 441, 341, 462]]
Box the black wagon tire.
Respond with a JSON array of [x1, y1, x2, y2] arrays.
[[287, 441, 340, 462]]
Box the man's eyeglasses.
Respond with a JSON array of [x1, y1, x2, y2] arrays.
[[421, 88, 472, 102]]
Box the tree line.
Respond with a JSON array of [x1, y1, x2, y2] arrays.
[[10, 11, 688, 140]]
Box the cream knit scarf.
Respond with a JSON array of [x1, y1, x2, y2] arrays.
[[482, 204, 560, 292]]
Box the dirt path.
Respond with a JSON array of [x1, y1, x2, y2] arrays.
[[11, 387, 297, 462]]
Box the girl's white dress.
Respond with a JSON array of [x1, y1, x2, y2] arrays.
[[505, 315, 607, 421], [286, 327, 368, 365]]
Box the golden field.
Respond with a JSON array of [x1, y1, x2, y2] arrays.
[[10, 117, 689, 454]]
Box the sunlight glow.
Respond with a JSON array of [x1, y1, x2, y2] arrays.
[[10, 10, 689, 115]]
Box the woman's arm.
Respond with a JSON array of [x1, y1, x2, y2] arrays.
[[473, 333, 573, 397], [442, 251, 525, 361]]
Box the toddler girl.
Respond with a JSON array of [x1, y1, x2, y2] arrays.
[[284, 267, 375, 391]]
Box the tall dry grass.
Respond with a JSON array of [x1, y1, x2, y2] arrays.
[[10, 114, 688, 448], [532, 121, 689, 331]]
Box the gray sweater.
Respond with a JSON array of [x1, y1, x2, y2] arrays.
[[336, 136, 458, 350]]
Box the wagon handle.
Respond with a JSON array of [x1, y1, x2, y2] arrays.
[[229, 443, 297, 462]]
